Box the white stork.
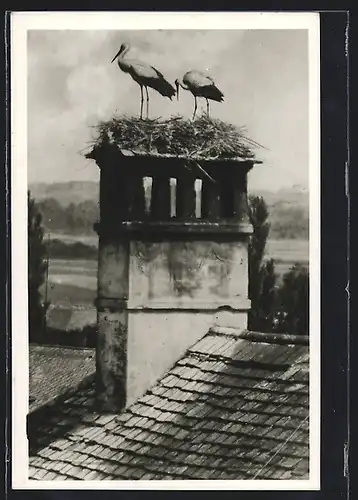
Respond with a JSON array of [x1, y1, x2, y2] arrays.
[[175, 71, 224, 120], [111, 43, 176, 119]]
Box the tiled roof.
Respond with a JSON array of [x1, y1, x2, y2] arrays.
[[28, 330, 309, 481], [29, 345, 96, 412]]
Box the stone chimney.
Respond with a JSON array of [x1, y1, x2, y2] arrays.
[[89, 145, 257, 411]]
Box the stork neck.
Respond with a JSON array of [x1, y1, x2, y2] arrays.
[[118, 45, 130, 60], [178, 78, 189, 90]]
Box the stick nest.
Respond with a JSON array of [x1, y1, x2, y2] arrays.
[[87, 115, 263, 161]]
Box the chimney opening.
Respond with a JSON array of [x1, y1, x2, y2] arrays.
[[195, 178, 202, 218], [143, 176, 153, 215], [170, 177, 177, 218]]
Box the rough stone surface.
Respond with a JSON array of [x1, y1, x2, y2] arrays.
[[129, 240, 249, 306]]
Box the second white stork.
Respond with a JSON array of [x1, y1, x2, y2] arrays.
[[175, 71, 224, 120], [111, 43, 176, 119]]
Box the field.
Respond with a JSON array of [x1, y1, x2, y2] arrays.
[[43, 259, 97, 307], [47, 232, 98, 246], [40, 258, 98, 331], [265, 239, 309, 278], [42, 238, 309, 313]]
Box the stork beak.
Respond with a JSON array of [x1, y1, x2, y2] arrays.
[[175, 81, 180, 101], [111, 49, 121, 63]]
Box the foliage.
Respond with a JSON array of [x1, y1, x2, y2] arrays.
[[36, 325, 97, 348], [88, 115, 262, 160], [273, 263, 309, 334], [249, 259, 278, 333], [33, 183, 308, 240], [47, 239, 98, 260], [248, 195, 271, 324], [28, 191, 49, 340], [269, 206, 309, 240], [37, 197, 99, 235], [248, 195, 309, 335]]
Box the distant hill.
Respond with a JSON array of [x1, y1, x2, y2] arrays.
[[29, 181, 100, 207], [29, 180, 308, 210], [251, 185, 309, 211], [28, 181, 309, 240], [250, 186, 309, 240]]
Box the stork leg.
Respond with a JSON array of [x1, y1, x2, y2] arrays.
[[145, 86, 149, 119], [140, 85, 144, 119], [206, 98, 210, 117], [193, 95, 198, 120]]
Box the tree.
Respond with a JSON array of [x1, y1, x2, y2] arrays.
[[36, 197, 66, 232], [248, 196, 270, 302], [28, 191, 48, 341], [247, 196, 309, 335], [36, 198, 99, 235], [248, 196, 277, 331], [274, 263, 309, 334], [65, 202, 77, 232], [255, 258, 277, 332]]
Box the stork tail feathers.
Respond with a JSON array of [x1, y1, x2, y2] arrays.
[[207, 85, 224, 102], [150, 77, 176, 99]]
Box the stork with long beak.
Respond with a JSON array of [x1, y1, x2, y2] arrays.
[[175, 70, 224, 120], [111, 43, 176, 119]]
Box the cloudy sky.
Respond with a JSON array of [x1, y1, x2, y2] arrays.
[[27, 29, 309, 191]]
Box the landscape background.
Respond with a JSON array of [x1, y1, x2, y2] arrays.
[[27, 28, 309, 338], [29, 180, 309, 334]]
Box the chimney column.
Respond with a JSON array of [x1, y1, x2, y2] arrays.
[[93, 154, 256, 412]]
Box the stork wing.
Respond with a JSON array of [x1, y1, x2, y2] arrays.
[[151, 66, 165, 79], [184, 71, 216, 88], [126, 59, 161, 79]]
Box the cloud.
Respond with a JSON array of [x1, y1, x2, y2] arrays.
[[27, 29, 308, 190]]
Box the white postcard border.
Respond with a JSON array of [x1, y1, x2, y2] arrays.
[[10, 11, 321, 490]]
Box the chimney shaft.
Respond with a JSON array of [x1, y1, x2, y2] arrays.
[[94, 157, 255, 411]]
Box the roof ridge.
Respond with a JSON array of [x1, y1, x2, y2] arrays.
[[209, 327, 309, 346], [30, 343, 95, 353]]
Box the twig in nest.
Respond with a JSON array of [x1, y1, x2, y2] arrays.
[[184, 162, 216, 183]]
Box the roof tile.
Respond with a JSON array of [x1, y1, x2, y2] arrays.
[[32, 467, 49, 480], [29, 330, 309, 481], [42, 471, 59, 481]]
